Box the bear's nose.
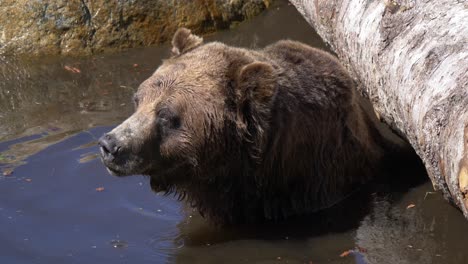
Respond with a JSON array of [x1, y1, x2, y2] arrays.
[[98, 134, 121, 158]]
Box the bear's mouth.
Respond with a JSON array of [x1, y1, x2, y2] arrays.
[[99, 150, 147, 177], [105, 166, 128, 177], [98, 139, 153, 177], [99, 146, 129, 177], [101, 158, 152, 177]]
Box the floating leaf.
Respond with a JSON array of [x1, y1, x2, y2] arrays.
[[64, 65, 81, 73], [95, 187, 105, 192], [2, 168, 13, 176], [25, 178, 32, 182]]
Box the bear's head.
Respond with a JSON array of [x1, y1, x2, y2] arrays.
[[99, 28, 277, 194]]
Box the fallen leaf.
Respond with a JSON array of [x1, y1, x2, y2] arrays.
[[95, 187, 105, 192], [64, 65, 81, 73], [2, 168, 13, 176], [340, 250, 352, 257], [406, 204, 416, 209]]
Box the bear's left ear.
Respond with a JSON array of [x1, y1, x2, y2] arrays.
[[171, 28, 203, 56], [236, 62, 276, 106]]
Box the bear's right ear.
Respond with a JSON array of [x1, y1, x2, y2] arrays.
[[171, 28, 203, 56], [236, 62, 276, 106]]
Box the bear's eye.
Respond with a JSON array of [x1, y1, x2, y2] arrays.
[[133, 95, 140, 108], [157, 108, 180, 129]]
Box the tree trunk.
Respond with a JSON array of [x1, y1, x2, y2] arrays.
[[289, 0, 468, 217]]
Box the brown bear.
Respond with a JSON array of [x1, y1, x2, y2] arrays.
[[99, 28, 401, 225]]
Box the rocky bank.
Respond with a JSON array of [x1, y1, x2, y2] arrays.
[[0, 0, 271, 56]]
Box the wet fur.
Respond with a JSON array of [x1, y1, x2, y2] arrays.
[[145, 31, 396, 225]]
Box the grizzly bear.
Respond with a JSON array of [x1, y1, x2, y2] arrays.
[[99, 28, 402, 225]]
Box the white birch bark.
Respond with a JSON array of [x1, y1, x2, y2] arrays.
[[290, 0, 468, 217]]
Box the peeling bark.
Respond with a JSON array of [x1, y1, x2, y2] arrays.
[[290, 0, 468, 217]]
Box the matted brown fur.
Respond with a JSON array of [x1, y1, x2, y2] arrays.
[[99, 28, 401, 225]]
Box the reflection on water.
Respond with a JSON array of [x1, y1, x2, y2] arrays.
[[1, 0, 468, 263], [0, 47, 165, 170], [0, 55, 142, 140]]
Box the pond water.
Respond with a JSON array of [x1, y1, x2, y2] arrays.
[[1, 1, 468, 263]]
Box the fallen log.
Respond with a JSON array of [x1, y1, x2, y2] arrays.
[[290, 0, 468, 217]]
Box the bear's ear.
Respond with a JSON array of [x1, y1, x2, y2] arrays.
[[236, 62, 276, 105], [171, 28, 203, 56]]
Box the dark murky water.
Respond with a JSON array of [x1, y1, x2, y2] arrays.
[[1, 1, 468, 263]]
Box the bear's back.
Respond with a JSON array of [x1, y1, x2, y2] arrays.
[[263, 40, 355, 110]]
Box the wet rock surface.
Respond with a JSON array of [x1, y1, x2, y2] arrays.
[[0, 0, 271, 56]]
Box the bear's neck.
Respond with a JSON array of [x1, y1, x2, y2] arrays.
[[178, 97, 334, 225]]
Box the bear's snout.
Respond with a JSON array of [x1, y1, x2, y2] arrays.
[[98, 116, 155, 177], [98, 133, 130, 176], [98, 133, 121, 161]]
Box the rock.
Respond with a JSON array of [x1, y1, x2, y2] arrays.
[[0, 0, 271, 56]]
